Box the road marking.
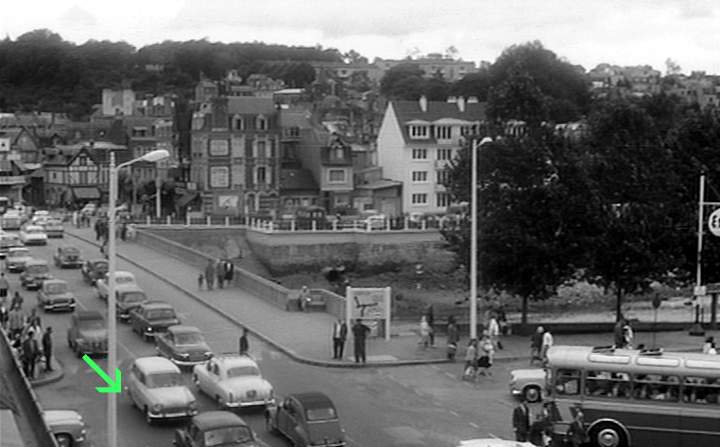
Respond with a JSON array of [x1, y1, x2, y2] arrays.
[[445, 372, 456, 379], [449, 410, 460, 417], [469, 422, 479, 428]]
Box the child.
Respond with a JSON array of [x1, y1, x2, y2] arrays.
[[198, 273, 205, 290]]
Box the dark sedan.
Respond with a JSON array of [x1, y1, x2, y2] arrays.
[[81, 258, 108, 285], [53, 245, 83, 268], [155, 325, 212, 367], [173, 411, 263, 447], [130, 301, 180, 341], [266, 392, 346, 447]]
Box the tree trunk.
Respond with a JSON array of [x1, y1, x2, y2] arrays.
[[615, 286, 623, 322], [521, 295, 528, 325]]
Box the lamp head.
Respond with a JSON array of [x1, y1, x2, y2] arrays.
[[478, 137, 493, 146], [140, 149, 170, 163]]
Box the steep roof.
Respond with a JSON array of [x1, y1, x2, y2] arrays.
[[391, 99, 486, 145]]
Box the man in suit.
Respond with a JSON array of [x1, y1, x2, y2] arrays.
[[351, 319, 370, 364], [512, 397, 531, 442], [332, 319, 348, 360], [42, 327, 53, 372], [21, 330, 39, 379]]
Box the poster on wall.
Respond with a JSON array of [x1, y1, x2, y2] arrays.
[[209, 139, 229, 156], [209, 166, 230, 188], [345, 287, 392, 340], [218, 195, 239, 209]]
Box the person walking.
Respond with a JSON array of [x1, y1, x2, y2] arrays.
[[332, 319, 347, 360], [566, 409, 589, 447], [0, 272, 9, 303], [623, 320, 634, 349], [298, 286, 310, 311], [419, 315, 431, 349], [462, 339, 478, 381], [541, 328, 554, 365], [0, 302, 8, 330], [613, 316, 626, 348], [425, 304, 435, 347], [204, 260, 215, 290], [703, 336, 715, 354], [8, 304, 25, 340], [224, 260, 234, 283], [21, 330, 39, 379], [446, 316, 459, 360], [352, 319, 370, 364], [512, 397, 531, 442], [197, 272, 205, 290], [42, 327, 53, 372], [530, 326, 544, 365], [477, 331, 494, 376], [215, 259, 225, 289], [487, 312, 501, 350], [238, 327, 249, 356], [11, 291, 23, 310]]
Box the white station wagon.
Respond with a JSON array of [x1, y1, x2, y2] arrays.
[[192, 354, 274, 409], [126, 356, 198, 424]]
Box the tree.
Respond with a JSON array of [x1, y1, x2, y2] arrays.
[[451, 71, 490, 101], [665, 58, 682, 76], [380, 63, 426, 99]]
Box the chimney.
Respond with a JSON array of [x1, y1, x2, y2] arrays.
[[419, 95, 428, 112], [457, 96, 465, 112]]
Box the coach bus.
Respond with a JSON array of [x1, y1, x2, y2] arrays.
[[545, 345, 720, 447]]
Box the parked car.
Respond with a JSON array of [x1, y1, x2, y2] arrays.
[[1, 212, 23, 230], [43, 410, 88, 447], [156, 325, 212, 367], [5, 247, 32, 272], [0, 232, 23, 258], [54, 245, 83, 268], [67, 310, 107, 357], [81, 259, 108, 285], [125, 356, 198, 424], [129, 301, 180, 341], [266, 392, 345, 447], [173, 411, 263, 447], [37, 279, 75, 312], [96, 271, 136, 300], [20, 259, 52, 290], [43, 218, 65, 238], [361, 213, 387, 230], [19, 224, 48, 245], [508, 368, 547, 403], [115, 285, 148, 321]]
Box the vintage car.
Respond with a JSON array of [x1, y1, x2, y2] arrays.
[[0, 232, 23, 258], [457, 440, 534, 447], [54, 245, 83, 269], [266, 392, 345, 447], [67, 310, 107, 357], [5, 247, 32, 272], [129, 301, 180, 341], [43, 218, 65, 238], [19, 224, 48, 245], [43, 410, 88, 447], [125, 356, 198, 424], [115, 284, 148, 321], [156, 325, 212, 367], [37, 279, 76, 312], [1, 212, 24, 230], [508, 368, 547, 403], [81, 258, 108, 285], [173, 411, 263, 447], [20, 259, 52, 290], [193, 354, 274, 409], [96, 270, 136, 300]]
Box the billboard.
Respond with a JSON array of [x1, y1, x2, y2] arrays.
[[345, 287, 391, 340]]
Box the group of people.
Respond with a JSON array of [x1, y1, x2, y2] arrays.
[[530, 326, 554, 366], [329, 318, 370, 363], [199, 258, 236, 290], [513, 398, 588, 447], [702, 336, 718, 355], [462, 330, 496, 380]]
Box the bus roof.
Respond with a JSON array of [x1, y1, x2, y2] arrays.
[[548, 345, 720, 376]]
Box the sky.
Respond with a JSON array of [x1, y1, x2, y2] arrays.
[[1, 0, 718, 74]]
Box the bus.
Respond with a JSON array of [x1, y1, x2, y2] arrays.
[[545, 345, 720, 447]]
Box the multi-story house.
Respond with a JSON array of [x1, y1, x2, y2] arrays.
[[0, 134, 29, 202], [190, 96, 281, 216], [376, 95, 486, 215], [374, 55, 477, 82]]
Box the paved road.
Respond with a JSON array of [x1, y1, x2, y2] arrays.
[[15, 235, 522, 447]]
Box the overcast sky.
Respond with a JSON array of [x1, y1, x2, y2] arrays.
[[1, 0, 718, 74]]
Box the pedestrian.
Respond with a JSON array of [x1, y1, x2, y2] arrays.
[[120, 222, 128, 241], [703, 336, 715, 354], [298, 285, 310, 311], [0, 272, 8, 302], [528, 406, 553, 447], [0, 302, 8, 329], [332, 318, 347, 360], [8, 304, 25, 340], [351, 319, 370, 364], [224, 260, 234, 283], [21, 329, 39, 379], [238, 327, 249, 356], [530, 326, 544, 365], [477, 330, 494, 376], [709, 342, 718, 355], [541, 328, 554, 365], [497, 306, 509, 336], [512, 396, 531, 442], [419, 315, 431, 349], [27, 308, 41, 328], [622, 320, 634, 349], [425, 304, 435, 347], [613, 316, 626, 348], [94, 218, 101, 240], [462, 339, 478, 381], [42, 327, 53, 372], [11, 291, 23, 310], [198, 273, 205, 290], [215, 259, 225, 289], [487, 311, 501, 350], [204, 260, 215, 290], [446, 316, 459, 360], [566, 409, 589, 447]]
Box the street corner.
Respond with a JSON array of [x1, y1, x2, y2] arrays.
[[30, 357, 64, 387]]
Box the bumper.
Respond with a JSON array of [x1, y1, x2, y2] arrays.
[[77, 345, 108, 355], [6, 265, 23, 272], [47, 232, 64, 238], [43, 302, 76, 312], [147, 409, 198, 420], [24, 239, 47, 245], [59, 260, 82, 268], [171, 357, 210, 367], [225, 398, 275, 408]]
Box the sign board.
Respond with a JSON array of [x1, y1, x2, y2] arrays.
[[709, 209, 720, 236], [694, 285, 707, 297], [218, 195, 239, 209], [345, 287, 391, 341]]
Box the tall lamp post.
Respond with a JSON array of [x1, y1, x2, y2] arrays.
[[470, 137, 493, 339], [107, 148, 169, 447]]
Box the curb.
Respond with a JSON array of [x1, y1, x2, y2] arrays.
[[66, 231, 453, 368], [30, 358, 65, 387]]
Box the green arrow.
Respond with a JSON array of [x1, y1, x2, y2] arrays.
[[82, 354, 122, 394]]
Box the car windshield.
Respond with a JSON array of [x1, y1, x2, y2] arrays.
[[27, 265, 49, 274], [121, 291, 146, 303], [47, 220, 62, 226], [175, 333, 203, 345], [93, 261, 108, 271], [10, 249, 29, 257], [146, 372, 182, 388], [45, 283, 67, 294], [146, 309, 175, 320], [203, 426, 253, 446], [79, 319, 104, 330], [27, 228, 44, 234], [116, 275, 134, 284], [306, 406, 337, 421], [226, 366, 260, 378], [61, 248, 79, 256]]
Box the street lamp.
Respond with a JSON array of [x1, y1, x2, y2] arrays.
[[470, 137, 493, 340], [107, 148, 168, 447]]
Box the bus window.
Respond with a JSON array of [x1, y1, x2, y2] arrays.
[[633, 374, 680, 402], [683, 377, 720, 405], [555, 369, 580, 395]]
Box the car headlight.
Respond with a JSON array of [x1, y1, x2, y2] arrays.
[[146, 327, 153, 332], [152, 404, 162, 413], [179, 353, 190, 359], [204, 351, 212, 358]]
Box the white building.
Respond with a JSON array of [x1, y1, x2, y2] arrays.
[[376, 96, 486, 215]]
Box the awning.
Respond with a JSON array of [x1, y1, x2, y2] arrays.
[[176, 192, 199, 208], [72, 187, 101, 200]]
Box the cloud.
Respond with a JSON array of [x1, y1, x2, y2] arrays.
[[58, 5, 97, 28]]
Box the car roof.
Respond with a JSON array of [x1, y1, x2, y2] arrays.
[[134, 356, 179, 373], [112, 271, 134, 277], [290, 392, 335, 409], [167, 325, 201, 335], [215, 354, 259, 368], [59, 245, 79, 250], [192, 411, 247, 431], [25, 259, 49, 266], [43, 279, 67, 286], [8, 247, 28, 253], [141, 301, 173, 310], [76, 310, 104, 320], [117, 284, 144, 293]]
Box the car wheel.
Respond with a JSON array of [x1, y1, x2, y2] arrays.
[[54, 433, 73, 447], [523, 385, 542, 403]]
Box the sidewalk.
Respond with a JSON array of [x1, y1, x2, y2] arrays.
[[65, 227, 716, 367]]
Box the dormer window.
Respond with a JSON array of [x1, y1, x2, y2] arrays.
[[409, 125, 428, 139], [256, 115, 267, 131], [436, 125, 452, 140]]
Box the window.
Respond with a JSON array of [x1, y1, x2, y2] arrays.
[[436, 193, 450, 207], [554, 369, 580, 395], [683, 377, 720, 405], [412, 149, 428, 160], [437, 170, 450, 185], [633, 374, 679, 402], [436, 125, 452, 140], [256, 167, 267, 184], [437, 148, 453, 160], [256, 141, 267, 159], [585, 371, 630, 398], [411, 193, 427, 205], [256, 115, 267, 131], [460, 125, 478, 136], [78, 156, 88, 166], [409, 125, 428, 139], [412, 171, 427, 182], [328, 169, 346, 183]]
